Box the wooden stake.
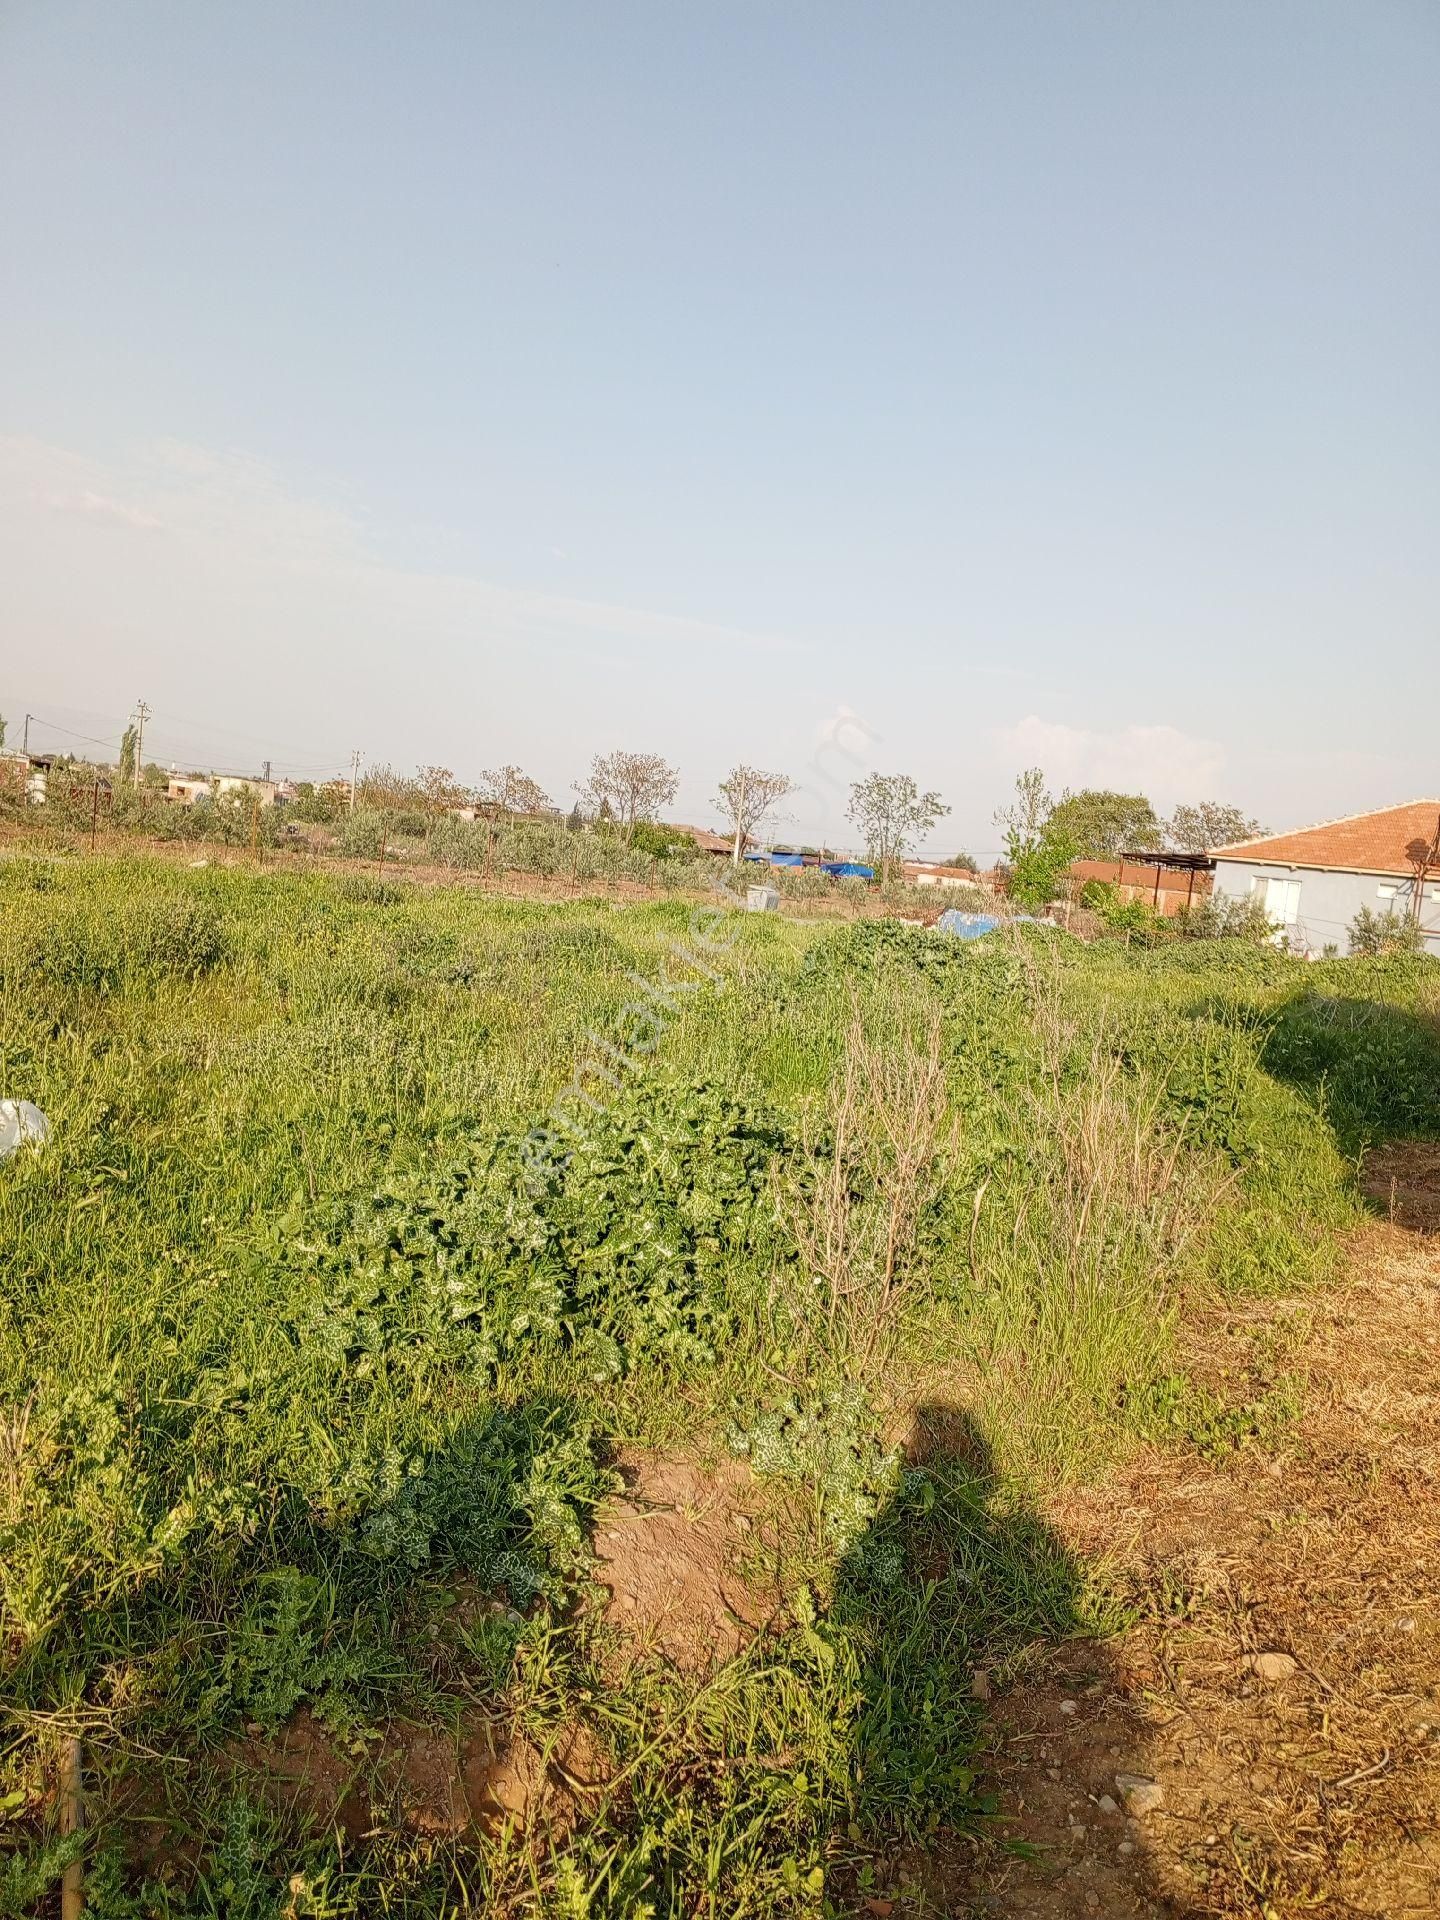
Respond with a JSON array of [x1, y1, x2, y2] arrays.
[[60, 1735, 83, 1919]]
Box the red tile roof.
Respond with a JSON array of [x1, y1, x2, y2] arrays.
[[1213, 800, 1440, 878]]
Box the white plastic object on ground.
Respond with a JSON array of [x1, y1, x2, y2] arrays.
[[0, 1100, 51, 1160]]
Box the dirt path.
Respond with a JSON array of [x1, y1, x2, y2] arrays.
[[977, 1201, 1440, 1917]]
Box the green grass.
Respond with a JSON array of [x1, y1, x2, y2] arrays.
[[1, 855, 1437, 1915]]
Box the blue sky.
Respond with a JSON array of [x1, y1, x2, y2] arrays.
[[1, 1, 1436, 854]]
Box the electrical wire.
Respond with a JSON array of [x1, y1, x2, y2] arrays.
[[22, 716, 127, 753]]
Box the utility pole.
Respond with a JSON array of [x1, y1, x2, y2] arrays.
[[132, 700, 151, 789], [262, 758, 272, 784], [349, 749, 361, 814], [1409, 810, 1440, 928], [22, 713, 31, 755]]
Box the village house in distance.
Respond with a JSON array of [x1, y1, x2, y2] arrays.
[[1211, 800, 1440, 957]]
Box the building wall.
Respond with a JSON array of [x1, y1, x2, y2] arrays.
[[1067, 859, 1211, 918], [1213, 859, 1440, 956]]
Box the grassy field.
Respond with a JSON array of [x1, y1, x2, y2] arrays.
[[2, 853, 1438, 1917]]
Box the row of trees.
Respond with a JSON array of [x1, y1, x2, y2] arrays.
[[353, 751, 951, 881], [992, 769, 1265, 907], [350, 751, 802, 868], [2, 706, 1269, 899]]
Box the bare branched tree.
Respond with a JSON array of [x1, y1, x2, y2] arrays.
[[474, 764, 551, 816], [714, 764, 794, 865], [992, 766, 1052, 842], [358, 762, 424, 810], [846, 772, 950, 882], [575, 750, 680, 842], [415, 765, 467, 814]]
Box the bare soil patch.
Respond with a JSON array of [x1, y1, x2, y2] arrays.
[[1363, 1141, 1440, 1235], [974, 1174, 1440, 1917], [591, 1450, 782, 1670]]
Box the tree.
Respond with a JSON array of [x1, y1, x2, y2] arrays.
[[846, 772, 950, 882], [566, 802, 584, 834], [993, 766, 1052, 843], [994, 766, 1074, 908], [713, 764, 794, 865], [575, 751, 680, 842], [415, 765, 465, 814], [1006, 826, 1078, 909], [1349, 906, 1422, 957], [358, 762, 423, 810], [118, 724, 138, 785], [1045, 789, 1161, 859], [945, 851, 979, 872], [0, 714, 7, 752], [475, 764, 551, 816], [1167, 801, 1265, 853]]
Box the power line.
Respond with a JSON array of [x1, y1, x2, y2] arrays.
[[21, 715, 127, 754], [145, 705, 354, 764]]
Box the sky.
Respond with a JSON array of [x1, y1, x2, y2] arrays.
[[1, 1, 1436, 857]]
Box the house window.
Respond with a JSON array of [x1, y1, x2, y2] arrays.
[[1252, 875, 1301, 923], [1377, 884, 1398, 900]]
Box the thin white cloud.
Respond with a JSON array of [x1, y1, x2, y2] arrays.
[[41, 488, 163, 530], [2, 434, 793, 662], [994, 713, 1226, 807]]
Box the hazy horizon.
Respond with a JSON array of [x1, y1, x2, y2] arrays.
[[2, 2, 1436, 856]]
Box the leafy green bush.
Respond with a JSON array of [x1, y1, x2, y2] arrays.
[[730, 1386, 902, 1554], [1348, 904, 1424, 956]]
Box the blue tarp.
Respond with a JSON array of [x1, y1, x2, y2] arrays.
[[936, 910, 1002, 940], [936, 909, 1052, 940], [742, 853, 875, 880]]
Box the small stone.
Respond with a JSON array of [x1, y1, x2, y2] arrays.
[[731, 1513, 752, 1533], [1245, 1651, 1297, 1682], [1397, 1616, 1416, 1633], [1046, 1767, 1061, 1781], [970, 1670, 993, 1701], [1059, 1699, 1078, 1716], [1118, 1840, 1135, 1857], [1096, 1794, 1119, 1816], [1115, 1773, 1164, 1816]]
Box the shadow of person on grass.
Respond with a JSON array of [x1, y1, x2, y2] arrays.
[[829, 1400, 1184, 1920], [14, 1392, 606, 1916]]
